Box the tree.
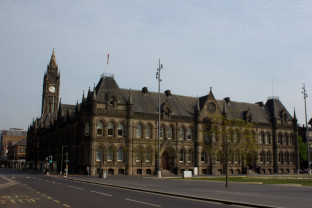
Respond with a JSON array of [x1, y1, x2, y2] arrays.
[[298, 136, 307, 168], [202, 114, 258, 188]]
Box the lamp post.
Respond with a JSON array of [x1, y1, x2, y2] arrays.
[[61, 145, 68, 175], [302, 83, 311, 175], [156, 59, 163, 178]]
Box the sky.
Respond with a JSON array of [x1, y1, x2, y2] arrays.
[[0, 0, 312, 130]]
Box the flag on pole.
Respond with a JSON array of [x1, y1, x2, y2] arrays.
[[107, 53, 109, 65]]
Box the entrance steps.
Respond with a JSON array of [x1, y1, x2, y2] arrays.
[[161, 170, 176, 177]]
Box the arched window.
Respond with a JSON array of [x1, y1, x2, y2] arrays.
[[96, 146, 103, 161], [136, 147, 143, 162], [285, 152, 290, 163], [145, 147, 151, 162], [145, 124, 152, 138], [117, 147, 123, 161], [187, 150, 193, 162], [136, 123, 143, 138], [290, 153, 294, 163], [267, 133, 271, 144], [259, 132, 264, 144], [167, 126, 173, 139], [201, 152, 206, 162], [97, 121, 104, 136], [285, 134, 289, 145], [290, 134, 294, 145], [160, 125, 164, 139], [278, 133, 282, 144], [179, 127, 185, 140], [107, 146, 113, 161], [187, 128, 192, 140], [118, 123, 124, 137], [260, 151, 264, 163], [108, 122, 114, 136], [179, 149, 185, 162], [266, 151, 271, 163], [279, 152, 284, 163]]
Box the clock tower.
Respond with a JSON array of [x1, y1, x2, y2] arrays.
[[41, 49, 60, 116]]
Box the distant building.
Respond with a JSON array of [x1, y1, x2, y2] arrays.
[[26, 51, 299, 175], [0, 128, 27, 167], [7, 138, 27, 169]]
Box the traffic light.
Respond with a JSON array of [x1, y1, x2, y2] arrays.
[[49, 156, 53, 163]]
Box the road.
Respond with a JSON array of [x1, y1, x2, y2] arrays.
[[0, 169, 237, 208]]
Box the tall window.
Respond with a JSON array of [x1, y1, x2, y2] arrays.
[[160, 125, 164, 139], [117, 147, 123, 161], [145, 124, 152, 138], [167, 126, 173, 139], [118, 123, 124, 137], [266, 151, 271, 163], [179, 127, 184, 140], [85, 121, 89, 136], [179, 149, 185, 162], [201, 152, 206, 162], [108, 122, 114, 136], [289, 134, 293, 145], [212, 132, 216, 141], [187, 150, 193, 162], [136, 123, 143, 138], [107, 146, 113, 161], [187, 128, 192, 140], [285, 134, 289, 145], [278, 133, 282, 144], [260, 151, 264, 163], [279, 152, 284, 163], [145, 147, 151, 162], [97, 121, 104, 136], [136, 147, 143, 162], [96, 146, 103, 161], [267, 133, 271, 144], [259, 132, 263, 144]]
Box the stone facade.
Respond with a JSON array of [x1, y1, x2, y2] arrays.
[[26, 51, 299, 175]]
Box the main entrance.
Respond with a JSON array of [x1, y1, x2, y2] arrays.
[[161, 151, 169, 170]]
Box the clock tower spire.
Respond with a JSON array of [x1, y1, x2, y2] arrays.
[[41, 49, 60, 116]]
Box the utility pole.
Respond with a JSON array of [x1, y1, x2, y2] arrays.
[[156, 59, 163, 178], [302, 83, 311, 175]]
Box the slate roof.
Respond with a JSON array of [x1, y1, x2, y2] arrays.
[[90, 76, 294, 124]]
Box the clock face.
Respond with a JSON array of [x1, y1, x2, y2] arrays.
[[207, 102, 216, 113], [49, 86, 56, 93]]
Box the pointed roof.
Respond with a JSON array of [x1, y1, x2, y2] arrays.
[[49, 49, 57, 67], [293, 108, 297, 121]]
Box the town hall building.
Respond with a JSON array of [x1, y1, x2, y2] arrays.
[[26, 50, 299, 175]]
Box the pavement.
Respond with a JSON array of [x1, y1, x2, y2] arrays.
[[50, 173, 312, 208]]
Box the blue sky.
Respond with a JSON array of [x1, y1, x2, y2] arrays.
[[1, 0, 312, 130]]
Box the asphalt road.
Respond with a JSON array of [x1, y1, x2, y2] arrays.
[[0, 169, 237, 208]]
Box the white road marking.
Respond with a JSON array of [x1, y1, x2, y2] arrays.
[[124, 198, 162, 207], [90, 190, 112, 197], [66, 185, 84, 190]]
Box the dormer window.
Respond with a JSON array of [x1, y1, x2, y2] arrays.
[[110, 98, 114, 105]]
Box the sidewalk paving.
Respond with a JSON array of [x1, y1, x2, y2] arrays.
[[54, 174, 312, 208]]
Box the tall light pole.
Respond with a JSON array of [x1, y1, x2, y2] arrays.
[[156, 59, 163, 178], [302, 83, 311, 175]]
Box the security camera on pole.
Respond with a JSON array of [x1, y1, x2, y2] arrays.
[[156, 59, 163, 178]]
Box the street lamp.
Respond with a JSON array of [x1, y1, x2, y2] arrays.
[[302, 83, 311, 175], [156, 59, 163, 178], [61, 145, 68, 175]]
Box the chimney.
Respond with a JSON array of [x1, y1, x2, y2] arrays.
[[142, 87, 148, 95], [165, 90, 171, 97], [223, 97, 230, 103]]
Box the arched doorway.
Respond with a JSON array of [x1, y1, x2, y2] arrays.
[[161, 151, 169, 170]]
